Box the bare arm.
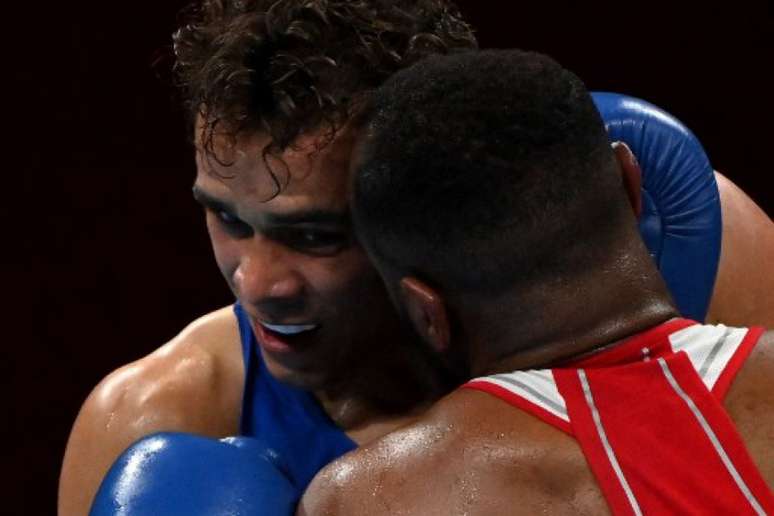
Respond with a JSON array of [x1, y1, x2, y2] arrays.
[[57, 306, 244, 516], [706, 172, 774, 327]]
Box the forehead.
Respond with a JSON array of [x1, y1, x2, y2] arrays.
[[194, 125, 357, 211]]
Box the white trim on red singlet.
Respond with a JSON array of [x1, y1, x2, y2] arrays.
[[668, 324, 748, 391], [657, 357, 767, 516], [484, 369, 569, 424], [577, 369, 643, 516]]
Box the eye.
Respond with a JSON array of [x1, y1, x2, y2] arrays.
[[211, 209, 252, 238], [216, 209, 238, 225], [272, 228, 350, 256]]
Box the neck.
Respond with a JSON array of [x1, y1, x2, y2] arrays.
[[461, 246, 680, 376], [314, 324, 456, 431]]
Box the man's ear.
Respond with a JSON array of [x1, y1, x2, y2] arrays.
[[612, 141, 642, 218], [399, 277, 450, 354]]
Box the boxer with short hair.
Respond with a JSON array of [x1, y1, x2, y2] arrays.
[[300, 49, 774, 515], [59, 1, 774, 514]]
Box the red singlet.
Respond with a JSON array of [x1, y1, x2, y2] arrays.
[[464, 319, 773, 515]]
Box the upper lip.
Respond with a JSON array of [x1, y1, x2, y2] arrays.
[[260, 321, 319, 329], [254, 317, 318, 327], [244, 307, 315, 326]]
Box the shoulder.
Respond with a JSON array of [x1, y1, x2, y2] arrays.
[[724, 329, 774, 487], [298, 389, 602, 516], [298, 414, 461, 515], [59, 306, 244, 515], [726, 328, 774, 402], [707, 172, 774, 327], [92, 305, 243, 431]]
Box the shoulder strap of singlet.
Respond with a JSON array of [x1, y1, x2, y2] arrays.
[[667, 323, 766, 400], [465, 369, 573, 435], [553, 337, 772, 515]]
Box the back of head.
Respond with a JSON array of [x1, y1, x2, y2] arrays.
[[172, 0, 477, 178], [353, 49, 633, 298]]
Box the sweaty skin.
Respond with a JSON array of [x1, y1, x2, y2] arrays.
[[298, 332, 774, 516], [58, 128, 437, 515], [58, 307, 244, 516], [59, 166, 771, 515]]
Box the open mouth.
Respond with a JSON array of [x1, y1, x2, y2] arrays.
[[260, 322, 319, 336], [253, 319, 322, 355]]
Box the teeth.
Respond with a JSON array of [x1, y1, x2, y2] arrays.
[[261, 322, 319, 335]]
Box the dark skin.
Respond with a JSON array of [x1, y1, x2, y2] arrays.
[[299, 339, 774, 515], [298, 144, 774, 515], [60, 131, 774, 515]]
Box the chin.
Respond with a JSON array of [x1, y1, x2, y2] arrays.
[[262, 352, 328, 390]]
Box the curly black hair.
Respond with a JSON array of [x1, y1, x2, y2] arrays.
[[172, 0, 476, 191]]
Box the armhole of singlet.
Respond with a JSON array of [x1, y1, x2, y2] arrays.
[[712, 326, 766, 400], [233, 301, 258, 435], [464, 379, 573, 436]]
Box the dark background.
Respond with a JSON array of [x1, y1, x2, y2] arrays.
[[8, 2, 771, 513]]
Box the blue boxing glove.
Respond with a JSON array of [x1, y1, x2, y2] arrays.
[[90, 432, 297, 516], [591, 92, 722, 322]]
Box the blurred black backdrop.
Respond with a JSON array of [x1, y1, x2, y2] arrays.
[[6, 2, 771, 513]]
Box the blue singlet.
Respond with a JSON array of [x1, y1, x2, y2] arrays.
[[233, 302, 357, 493]]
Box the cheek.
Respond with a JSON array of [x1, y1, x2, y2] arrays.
[[333, 260, 404, 337], [316, 251, 390, 308], [205, 214, 238, 282]]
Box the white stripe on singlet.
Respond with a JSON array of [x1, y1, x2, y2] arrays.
[[484, 369, 569, 423], [668, 324, 748, 391], [657, 358, 766, 516], [578, 369, 643, 516]]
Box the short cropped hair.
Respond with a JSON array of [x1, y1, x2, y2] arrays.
[[353, 49, 631, 296], [172, 0, 477, 188]]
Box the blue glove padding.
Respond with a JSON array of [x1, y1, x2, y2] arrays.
[[90, 432, 297, 516], [592, 92, 722, 321]]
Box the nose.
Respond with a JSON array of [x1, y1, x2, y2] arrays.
[[232, 238, 305, 308]]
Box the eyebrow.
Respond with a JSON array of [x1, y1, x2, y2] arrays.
[[192, 185, 350, 226], [192, 185, 236, 213]]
